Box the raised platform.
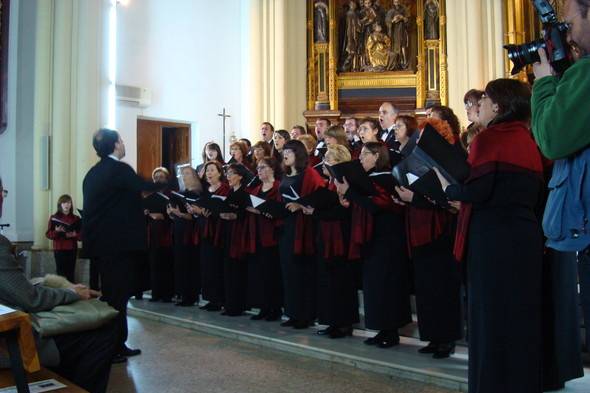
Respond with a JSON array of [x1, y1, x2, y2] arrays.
[[129, 300, 590, 393]]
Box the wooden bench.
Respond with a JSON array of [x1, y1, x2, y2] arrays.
[[0, 368, 88, 392]]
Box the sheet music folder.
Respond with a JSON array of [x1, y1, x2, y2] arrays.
[[325, 160, 374, 196]]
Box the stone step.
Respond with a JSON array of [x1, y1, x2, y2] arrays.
[[128, 300, 469, 392]]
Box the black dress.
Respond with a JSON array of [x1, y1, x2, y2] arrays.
[[447, 171, 545, 393], [345, 176, 412, 332], [314, 190, 359, 328], [247, 188, 283, 313], [171, 190, 200, 305], [278, 174, 317, 322]]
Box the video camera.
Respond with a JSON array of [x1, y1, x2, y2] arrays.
[[504, 0, 572, 76]]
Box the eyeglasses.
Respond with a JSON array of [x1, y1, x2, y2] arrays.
[[226, 171, 236, 177]]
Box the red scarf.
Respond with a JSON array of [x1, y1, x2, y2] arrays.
[[453, 121, 543, 261], [200, 182, 230, 247], [293, 167, 326, 255], [245, 180, 282, 253], [319, 182, 347, 259]]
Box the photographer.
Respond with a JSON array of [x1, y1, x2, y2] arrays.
[[531, 0, 590, 384]]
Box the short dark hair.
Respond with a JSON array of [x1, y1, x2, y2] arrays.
[[291, 125, 307, 135], [360, 117, 383, 139], [395, 115, 418, 137], [485, 78, 531, 125], [239, 138, 252, 149], [92, 128, 119, 158], [429, 105, 461, 136], [274, 129, 291, 141], [316, 118, 330, 126], [262, 122, 275, 133], [226, 163, 252, 187], [463, 89, 485, 105], [282, 140, 309, 175], [203, 161, 225, 182], [576, 0, 590, 15], [363, 142, 390, 170]]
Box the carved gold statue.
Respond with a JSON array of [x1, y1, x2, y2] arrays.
[[385, 0, 409, 70], [364, 23, 392, 72], [339, 0, 362, 72]]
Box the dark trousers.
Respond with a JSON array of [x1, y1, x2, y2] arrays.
[[96, 252, 135, 351], [578, 248, 590, 351], [51, 320, 118, 393], [54, 250, 77, 283], [89, 258, 101, 291]]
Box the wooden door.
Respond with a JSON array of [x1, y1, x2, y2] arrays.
[[137, 119, 162, 180]]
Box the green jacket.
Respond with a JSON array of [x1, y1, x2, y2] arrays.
[[531, 57, 590, 160]]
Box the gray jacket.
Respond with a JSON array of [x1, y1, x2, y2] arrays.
[[0, 235, 80, 367]]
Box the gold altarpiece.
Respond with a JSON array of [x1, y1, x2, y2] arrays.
[[304, 0, 447, 126]]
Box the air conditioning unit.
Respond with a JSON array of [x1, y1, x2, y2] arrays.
[[116, 84, 151, 107]]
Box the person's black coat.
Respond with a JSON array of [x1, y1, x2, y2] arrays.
[[82, 157, 160, 257]]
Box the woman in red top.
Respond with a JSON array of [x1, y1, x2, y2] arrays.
[[279, 140, 326, 329], [245, 157, 284, 321], [190, 161, 230, 311], [46, 194, 81, 282]]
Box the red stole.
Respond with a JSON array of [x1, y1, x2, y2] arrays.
[[201, 182, 230, 247], [319, 182, 347, 259], [453, 121, 543, 261], [406, 207, 451, 251], [245, 180, 282, 253], [293, 167, 326, 255]]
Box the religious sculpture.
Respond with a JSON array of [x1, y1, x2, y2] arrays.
[[339, 1, 362, 72], [358, 0, 380, 69], [314, 0, 329, 43], [424, 0, 439, 39], [364, 23, 392, 72], [385, 0, 409, 70]]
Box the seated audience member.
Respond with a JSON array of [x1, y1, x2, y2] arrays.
[[46, 194, 81, 283], [0, 235, 116, 393]]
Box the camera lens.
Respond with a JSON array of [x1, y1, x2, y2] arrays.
[[504, 39, 545, 75]]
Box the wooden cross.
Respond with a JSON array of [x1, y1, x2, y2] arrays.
[[217, 108, 231, 155]]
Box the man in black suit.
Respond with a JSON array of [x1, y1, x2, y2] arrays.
[[82, 129, 161, 362], [378, 101, 400, 150]]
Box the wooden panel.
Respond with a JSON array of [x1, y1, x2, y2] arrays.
[[136, 119, 162, 181], [0, 368, 88, 392], [0, 311, 40, 373], [172, 127, 190, 166]]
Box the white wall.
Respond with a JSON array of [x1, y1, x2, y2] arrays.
[[0, 0, 36, 241], [116, 0, 245, 168]]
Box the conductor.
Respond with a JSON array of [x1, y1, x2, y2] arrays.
[[82, 128, 161, 362]]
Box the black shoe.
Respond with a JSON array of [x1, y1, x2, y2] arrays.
[[175, 301, 195, 307], [293, 320, 310, 329], [265, 310, 282, 321], [317, 326, 337, 336], [112, 354, 127, 364], [377, 332, 400, 348], [119, 346, 142, 357], [432, 343, 455, 359], [364, 331, 386, 346], [251, 310, 268, 320], [418, 342, 438, 354], [329, 327, 353, 339], [280, 318, 297, 327]]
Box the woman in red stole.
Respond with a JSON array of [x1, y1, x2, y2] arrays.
[[218, 164, 252, 316], [245, 157, 284, 321], [191, 161, 230, 311], [336, 142, 411, 348], [395, 118, 464, 359], [167, 166, 202, 306], [437, 79, 544, 393], [46, 194, 81, 282], [279, 140, 326, 329], [143, 167, 174, 303], [302, 145, 359, 339]]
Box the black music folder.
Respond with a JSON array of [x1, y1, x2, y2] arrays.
[[249, 195, 288, 218], [297, 187, 338, 209], [325, 160, 374, 196]]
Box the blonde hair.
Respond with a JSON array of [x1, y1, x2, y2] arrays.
[[325, 144, 351, 164], [151, 167, 169, 181], [297, 134, 317, 153]]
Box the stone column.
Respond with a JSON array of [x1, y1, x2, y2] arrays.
[[445, 0, 505, 127]]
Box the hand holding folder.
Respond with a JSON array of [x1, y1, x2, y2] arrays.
[[325, 160, 374, 196], [248, 194, 287, 219]]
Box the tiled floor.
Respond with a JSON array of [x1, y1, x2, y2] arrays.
[[127, 299, 590, 392], [108, 316, 459, 393]]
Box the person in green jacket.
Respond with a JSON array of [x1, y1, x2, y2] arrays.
[[531, 0, 590, 160], [531, 1, 590, 389]]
